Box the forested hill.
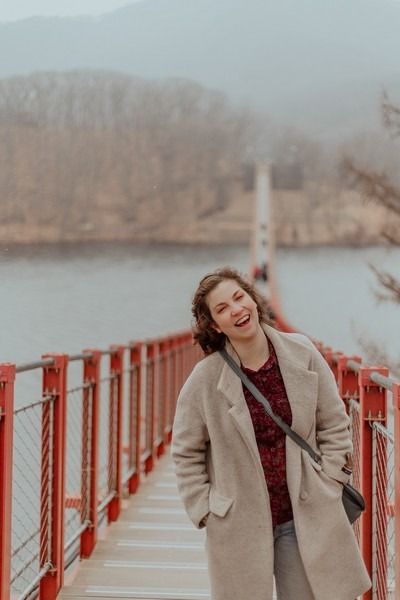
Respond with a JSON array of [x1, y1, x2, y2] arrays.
[[0, 72, 256, 245], [0, 69, 390, 247], [1, 0, 399, 137]]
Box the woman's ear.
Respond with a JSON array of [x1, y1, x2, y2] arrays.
[[210, 322, 222, 334]]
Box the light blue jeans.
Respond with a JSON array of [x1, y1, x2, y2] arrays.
[[274, 520, 314, 600]]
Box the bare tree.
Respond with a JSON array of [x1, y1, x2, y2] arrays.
[[0, 69, 261, 242], [340, 90, 400, 372], [341, 91, 400, 303]]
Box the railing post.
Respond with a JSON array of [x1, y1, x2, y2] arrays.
[[392, 382, 400, 597], [128, 342, 142, 494], [314, 341, 323, 356], [171, 335, 178, 407], [143, 341, 154, 474], [152, 339, 164, 459], [183, 332, 191, 380], [177, 334, 185, 393], [0, 363, 16, 600], [39, 354, 68, 600], [338, 355, 362, 413], [108, 345, 124, 522], [80, 350, 101, 559], [338, 356, 363, 549], [323, 347, 342, 381], [184, 331, 194, 374], [358, 365, 388, 599], [187, 333, 193, 373], [158, 338, 168, 450], [169, 335, 179, 435], [321, 345, 331, 363], [164, 338, 174, 446]]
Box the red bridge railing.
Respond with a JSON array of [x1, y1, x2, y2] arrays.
[[1, 314, 399, 599], [0, 331, 201, 600], [273, 311, 399, 600], [254, 161, 398, 598]]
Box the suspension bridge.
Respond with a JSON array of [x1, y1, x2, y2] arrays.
[[0, 164, 398, 600]]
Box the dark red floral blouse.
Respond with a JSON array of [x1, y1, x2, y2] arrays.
[[241, 338, 293, 530]]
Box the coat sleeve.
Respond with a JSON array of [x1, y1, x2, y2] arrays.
[[171, 371, 211, 528], [305, 337, 353, 484]]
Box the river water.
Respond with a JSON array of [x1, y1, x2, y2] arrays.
[[2, 241, 398, 594], [0, 242, 249, 365], [0, 241, 399, 366], [275, 244, 400, 362]]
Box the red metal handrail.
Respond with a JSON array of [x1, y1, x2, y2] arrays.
[[127, 341, 142, 494], [256, 159, 398, 598], [39, 353, 68, 599], [393, 383, 400, 594], [108, 345, 124, 523], [273, 307, 398, 599], [1, 320, 397, 599], [0, 331, 200, 600], [80, 348, 101, 559], [0, 364, 15, 600]]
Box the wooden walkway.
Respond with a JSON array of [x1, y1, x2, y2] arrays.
[[58, 453, 210, 600]]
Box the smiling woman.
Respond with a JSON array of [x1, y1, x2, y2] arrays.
[[172, 265, 371, 600], [207, 279, 271, 371], [191, 266, 273, 358]]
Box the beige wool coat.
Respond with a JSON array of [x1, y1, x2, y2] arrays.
[[172, 325, 371, 600]]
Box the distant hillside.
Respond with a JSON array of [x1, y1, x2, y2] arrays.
[[0, 72, 256, 246], [1, 0, 400, 137], [0, 67, 392, 248]]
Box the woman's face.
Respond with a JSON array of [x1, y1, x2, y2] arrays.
[[206, 279, 259, 343]]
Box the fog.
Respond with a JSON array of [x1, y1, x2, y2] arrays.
[[0, 0, 139, 22], [0, 0, 399, 137]]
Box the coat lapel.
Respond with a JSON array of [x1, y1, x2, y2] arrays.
[[217, 349, 264, 470], [265, 326, 318, 439], [216, 327, 319, 464], [217, 350, 243, 408]]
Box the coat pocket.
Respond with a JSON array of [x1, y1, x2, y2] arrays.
[[304, 449, 322, 471], [209, 488, 234, 518], [305, 450, 341, 487]]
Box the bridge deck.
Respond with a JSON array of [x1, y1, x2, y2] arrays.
[[58, 453, 210, 600]]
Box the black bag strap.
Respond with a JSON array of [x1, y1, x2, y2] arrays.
[[219, 347, 322, 466]]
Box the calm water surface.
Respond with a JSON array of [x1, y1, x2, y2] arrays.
[[275, 245, 400, 361], [0, 242, 250, 364], [0, 242, 399, 365]]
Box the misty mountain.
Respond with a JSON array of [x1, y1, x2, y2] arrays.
[[1, 0, 399, 137]]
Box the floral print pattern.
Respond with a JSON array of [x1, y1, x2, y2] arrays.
[[242, 338, 293, 529]]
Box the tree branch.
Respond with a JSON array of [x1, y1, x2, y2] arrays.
[[369, 262, 400, 305], [382, 90, 400, 138], [340, 156, 400, 216]]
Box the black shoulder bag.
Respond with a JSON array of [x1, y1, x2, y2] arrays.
[[219, 348, 365, 524]]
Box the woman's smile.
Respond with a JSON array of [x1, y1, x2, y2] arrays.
[[235, 314, 250, 327]]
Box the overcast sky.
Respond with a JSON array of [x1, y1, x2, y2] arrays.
[[0, 0, 143, 22], [2, 0, 400, 22]]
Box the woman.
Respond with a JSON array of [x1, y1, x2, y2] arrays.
[[172, 267, 371, 600]]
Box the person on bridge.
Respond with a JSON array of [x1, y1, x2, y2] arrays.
[[172, 266, 371, 600]]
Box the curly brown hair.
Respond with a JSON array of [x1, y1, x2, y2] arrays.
[[191, 266, 274, 355]]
